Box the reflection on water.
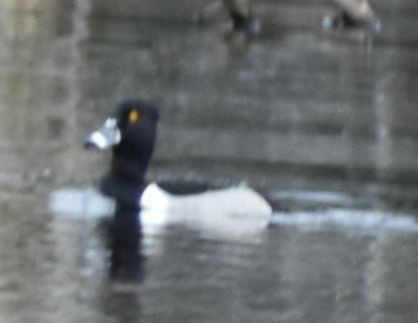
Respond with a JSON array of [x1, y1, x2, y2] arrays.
[[1, 0, 418, 322]]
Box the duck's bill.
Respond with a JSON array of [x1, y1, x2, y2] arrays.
[[84, 118, 121, 150]]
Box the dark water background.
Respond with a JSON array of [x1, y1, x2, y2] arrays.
[[1, 0, 418, 322]]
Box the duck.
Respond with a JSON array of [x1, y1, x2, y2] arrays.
[[83, 100, 272, 237], [322, 0, 381, 32]]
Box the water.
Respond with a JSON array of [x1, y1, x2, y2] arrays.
[[1, 0, 418, 322]]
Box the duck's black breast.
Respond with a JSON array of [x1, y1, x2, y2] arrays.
[[100, 174, 147, 207]]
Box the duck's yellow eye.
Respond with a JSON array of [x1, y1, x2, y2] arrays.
[[128, 110, 141, 124]]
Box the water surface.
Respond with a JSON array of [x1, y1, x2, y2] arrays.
[[1, 1, 418, 322]]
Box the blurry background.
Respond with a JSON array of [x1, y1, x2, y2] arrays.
[[2, 0, 418, 207], [1, 0, 418, 322]]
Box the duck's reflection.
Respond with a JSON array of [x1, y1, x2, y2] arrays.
[[102, 286, 142, 323], [102, 208, 143, 322], [107, 202, 145, 283]]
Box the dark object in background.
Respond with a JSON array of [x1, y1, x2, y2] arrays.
[[322, 0, 381, 32], [194, 0, 261, 36]]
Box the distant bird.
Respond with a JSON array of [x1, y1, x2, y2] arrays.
[[195, 0, 261, 35], [323, 0, 381, 32]]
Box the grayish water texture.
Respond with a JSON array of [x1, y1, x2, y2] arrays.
[[1, 0, 418, 322]]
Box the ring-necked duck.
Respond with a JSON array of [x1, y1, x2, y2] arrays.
[[84, 100, 272, 235]]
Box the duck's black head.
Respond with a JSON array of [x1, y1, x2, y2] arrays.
[[85, 100, 159, 202]]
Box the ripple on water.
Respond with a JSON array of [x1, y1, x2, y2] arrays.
[[271, 209, 418, 235]]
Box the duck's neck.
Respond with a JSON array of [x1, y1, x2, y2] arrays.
[[100, 160, 147, 206], [110, 155, 149, 184]]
